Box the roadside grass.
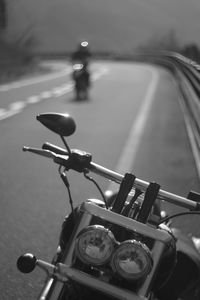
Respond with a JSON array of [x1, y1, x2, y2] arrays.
[[0, 37, 52, 84], [0, 60, 52, 84]]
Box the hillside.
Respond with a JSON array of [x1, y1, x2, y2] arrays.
[[5, 0, 200, 54], [0, 39, 49, 83]]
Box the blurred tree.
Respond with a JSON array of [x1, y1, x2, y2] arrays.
[[138, 29, 180, 53], [0, 0, 6, 28], [182, 43, 200, 62]]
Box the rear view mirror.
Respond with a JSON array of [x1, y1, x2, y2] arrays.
[[36, 113, 76, 137]]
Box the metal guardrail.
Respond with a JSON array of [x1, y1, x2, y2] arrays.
[[171, 55, 200, 180], [142, 52, 200, 180]]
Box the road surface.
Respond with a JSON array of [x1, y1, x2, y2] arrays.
[[0, 60, 199, 299]]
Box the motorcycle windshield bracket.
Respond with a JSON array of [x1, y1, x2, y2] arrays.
[[112, 173, 136, 214], [137, 182, 160, 223]]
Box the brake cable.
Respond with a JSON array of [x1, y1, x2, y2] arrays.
[[83, 170, 108, 209], [59, 165, 74, 214], [158, 211, 200, 225]]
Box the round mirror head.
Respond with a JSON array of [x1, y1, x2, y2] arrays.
[[36, 113, 76, 136]]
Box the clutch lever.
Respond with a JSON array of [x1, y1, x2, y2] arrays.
[[23, 146, 56, 158], [42, 142, 68, 156], [23, 146, 69, 163], [23, 146, 72, 170]]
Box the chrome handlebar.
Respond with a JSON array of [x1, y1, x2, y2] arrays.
[[23, 145, 200, 211]]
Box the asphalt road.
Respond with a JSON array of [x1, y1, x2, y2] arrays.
[[0, 60, 199, 299]]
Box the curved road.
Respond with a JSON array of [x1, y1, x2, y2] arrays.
[[0, 60, 199, 299]]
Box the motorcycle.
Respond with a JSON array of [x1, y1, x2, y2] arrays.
[[17, 112, 200, 300], [72, 63, 90, 100]]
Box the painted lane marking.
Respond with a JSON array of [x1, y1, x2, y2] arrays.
[[0, 67, 108, 121], [27, 96, 41, 104], [0, 64, 108, 92], [52, 83, 74, 97], [9, 101, 26, 111], [0, 67, 71, 92], [0, 108, 6, 114], [40, 91, 52, 99], [92, 67, 108, 81], [107, 68, 159, 192], [0, 109, 20, 120]]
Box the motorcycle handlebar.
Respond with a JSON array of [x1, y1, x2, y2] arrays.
[[42, 142, 69, 156], [25, 142, 200, 211], [90, 161, 199, 211]]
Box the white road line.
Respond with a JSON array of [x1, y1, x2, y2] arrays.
[[9, 101, 26, 111], [52, 83, 73, 97], [27, 96, 40, 104], [40, 91, 52, 99], [108, 68, 159, 191], [52, 87, 66, 97], [0, 68, 71, 91], [0, 109, 21, 120], [0, 66, 108, 121], [0, 108, 6, 115], [92, 67, 108, 81]]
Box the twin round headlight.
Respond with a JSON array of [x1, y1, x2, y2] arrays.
[[111, 240, 152, 281], [75, 225, 116, 265], [75, 225, 152, 281]]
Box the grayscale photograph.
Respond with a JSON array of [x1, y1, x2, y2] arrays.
[[0, 0, 200, 299]]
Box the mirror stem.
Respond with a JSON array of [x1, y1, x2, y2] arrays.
[[60, 135, 71, 155]]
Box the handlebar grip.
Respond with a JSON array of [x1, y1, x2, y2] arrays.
[[42, 142, 68, 155], [137, 182, 160, 223]]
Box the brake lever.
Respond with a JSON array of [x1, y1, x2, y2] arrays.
[[23, 146, 88, 170], [23, 146, 72, 169], [23, 146, 56, 159]]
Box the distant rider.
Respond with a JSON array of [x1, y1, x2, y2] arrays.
[[71, 41, 91, 87], [71, 41, 91, 67]]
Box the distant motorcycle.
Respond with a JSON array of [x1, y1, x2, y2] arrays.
[[72, 63, 90, 100], [17, 112, 200, 300]]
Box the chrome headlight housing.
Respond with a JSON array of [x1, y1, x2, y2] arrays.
[[111, 240, 152, 281], [75, 225, 116, 265]]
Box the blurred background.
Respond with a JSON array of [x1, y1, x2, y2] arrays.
[[1, 0, 200, 67], [1, 1, 200, 299]]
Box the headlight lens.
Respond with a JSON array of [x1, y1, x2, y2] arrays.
[[111, 240, 152, 281], [75, 225, 116, 265]]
